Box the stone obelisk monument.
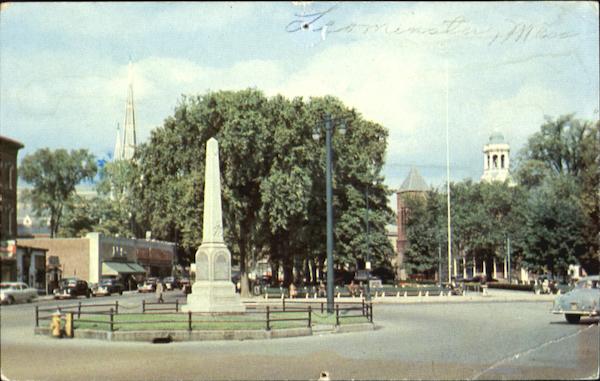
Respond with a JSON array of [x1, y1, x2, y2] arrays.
[[184, 138, 245, 313]]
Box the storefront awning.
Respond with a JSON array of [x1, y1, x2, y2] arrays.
[[102, 262, 146, 276]]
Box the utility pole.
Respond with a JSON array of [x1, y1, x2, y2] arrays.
[[445, 59, 452, 284]]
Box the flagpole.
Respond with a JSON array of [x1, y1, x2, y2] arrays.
[[445, 59, 452, 284]]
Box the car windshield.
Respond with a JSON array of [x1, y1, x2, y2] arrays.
[[100, 279, 113, 285]]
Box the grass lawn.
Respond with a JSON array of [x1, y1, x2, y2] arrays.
[[74, 310, 369, 331]]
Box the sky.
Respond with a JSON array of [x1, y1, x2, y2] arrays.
[[1, 2, 598, 211]]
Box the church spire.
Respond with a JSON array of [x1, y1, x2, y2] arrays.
[[121, 61, 137, 161], [113, 123, 123, 160]]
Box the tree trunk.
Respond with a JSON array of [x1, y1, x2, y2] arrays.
[[282, 256, 294, 288], [302, 258, 310, 284], [309, 258, 317, 284], [238, 222, 251, 298], [270, 259, 279, 286], [50, 211, 57, 238], [239, 252, 251, 298]]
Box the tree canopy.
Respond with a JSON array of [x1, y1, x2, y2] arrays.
[[132, 89, 395, 295], [404, 114, 599, 279], [517, 115, 599, 275], [19, 148, 97, 237]]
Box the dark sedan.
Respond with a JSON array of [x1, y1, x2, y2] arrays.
[[53, 278, 91, 299], [93, 278, 124, 296]]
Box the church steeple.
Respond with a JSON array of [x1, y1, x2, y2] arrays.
[[122, 61, 137, 160], [113, 123, 123, 161]]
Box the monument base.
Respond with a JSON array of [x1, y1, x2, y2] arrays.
[[183, 281, 246, 313]]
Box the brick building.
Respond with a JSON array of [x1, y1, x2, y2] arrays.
[[0, 135, 23, 241], [0, 136, 49, 290], [21, 232, 175, 292]]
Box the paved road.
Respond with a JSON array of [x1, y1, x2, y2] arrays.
[[1, 292, 598, 380]]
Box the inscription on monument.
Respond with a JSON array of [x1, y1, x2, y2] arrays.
[[197, 252, 209, 280], [214, 252, 229, 280]]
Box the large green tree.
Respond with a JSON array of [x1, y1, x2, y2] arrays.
[[19, 148, 97, 237], [522, 175, 587, 276], [400, 115, 598, 280], [133, 90, 394, 294], [95, 160, 140, 238], [403, 190, 444, 277], [517, 114, 599, 274], [58, 195, 98, 237], [59, 160, 140, 238], [405, 180, 527, 281]]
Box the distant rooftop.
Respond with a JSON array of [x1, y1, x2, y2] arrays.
[[398, 167, 429, 193], [0, 135, 24, 149]]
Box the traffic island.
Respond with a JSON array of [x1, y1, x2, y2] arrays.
[[33, 300, 375, 342]]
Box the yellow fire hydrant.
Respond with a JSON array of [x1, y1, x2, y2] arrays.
[[51, 310, 62, 338]]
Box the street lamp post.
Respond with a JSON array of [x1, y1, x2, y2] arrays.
[[325, 117, 334, 313], [313, 115, 345, 314], [507, 236, 511, 284]]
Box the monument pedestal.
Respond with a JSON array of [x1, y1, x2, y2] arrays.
[[183, 242, 245, 313], [183, 281, 245, 313]]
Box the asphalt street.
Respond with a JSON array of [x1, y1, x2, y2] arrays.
[[1, 291, 598, 381]]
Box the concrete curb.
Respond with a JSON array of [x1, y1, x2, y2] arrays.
[[334, 323, 375, 333], [369, 294, 556, 304], [34, 324, 373, 343]]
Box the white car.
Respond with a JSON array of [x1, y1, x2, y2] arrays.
[[552, 276, 600, 323], [0, 282, 39, 305]]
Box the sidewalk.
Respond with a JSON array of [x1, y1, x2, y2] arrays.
[[240, 289, 557, 304]]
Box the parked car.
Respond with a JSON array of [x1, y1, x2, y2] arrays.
[[137, 277, 159, 293], [93, 278, 124, 296], [0, 282, 38, 305], [54, 278, 91, 299], [162, 276, 177, 290], [552, 275, 600, 324]]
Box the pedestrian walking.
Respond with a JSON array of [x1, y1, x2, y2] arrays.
[[156, 281, 164, 303]]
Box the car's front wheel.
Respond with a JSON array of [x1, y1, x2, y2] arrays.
[[7, 296, 15, 305], [565, 314, 581, 324]]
